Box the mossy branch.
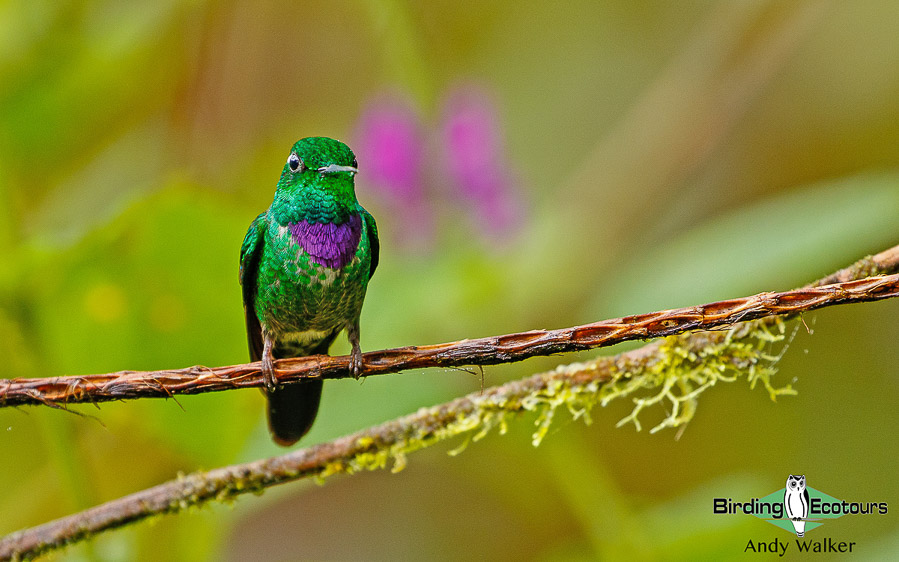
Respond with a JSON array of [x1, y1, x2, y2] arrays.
[[1, 245, 898, 560]]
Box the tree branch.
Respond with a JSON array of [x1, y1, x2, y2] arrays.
[[1, 245, 898, 560], [2, 250, 898, 409]]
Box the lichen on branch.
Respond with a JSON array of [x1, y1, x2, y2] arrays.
[[310, 316, 794, 480]]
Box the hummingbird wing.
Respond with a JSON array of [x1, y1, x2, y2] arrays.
[[361, 207, 379, 280], [239, 212, 267, 362]]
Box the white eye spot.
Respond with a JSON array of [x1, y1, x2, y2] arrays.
[[288, 153, 304, 173]]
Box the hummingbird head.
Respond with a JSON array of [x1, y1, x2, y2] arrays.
[[272, 137, 360, 224]]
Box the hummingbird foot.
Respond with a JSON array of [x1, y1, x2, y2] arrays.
[[262, 335, 278, 392], [347, 319, 364, 380], [350, 345, 364, 380]]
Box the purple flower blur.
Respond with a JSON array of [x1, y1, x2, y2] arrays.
[[353, 85, 526, 250], [441, 85, 524, 239], [353, 94, 432, 248]]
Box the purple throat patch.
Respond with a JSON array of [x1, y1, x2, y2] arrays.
[[289, 214, 362, 269]]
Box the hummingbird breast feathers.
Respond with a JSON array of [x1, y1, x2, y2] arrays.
[[255, 214, 372, 338]]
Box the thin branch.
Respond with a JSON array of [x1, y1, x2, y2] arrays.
[[1, 246, 898, 560], [2, 267, 898, 409]]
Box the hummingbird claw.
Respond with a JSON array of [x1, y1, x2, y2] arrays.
[[347, 320, 364, 380], [262, 337, 279, 392], [350, 347, 364, 380]]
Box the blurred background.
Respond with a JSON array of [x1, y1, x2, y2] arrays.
[[1, 1, 898, 560]]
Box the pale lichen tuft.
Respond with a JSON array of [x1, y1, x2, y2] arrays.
[[603, 318, 793, 433]]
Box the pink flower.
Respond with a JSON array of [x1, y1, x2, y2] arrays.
[[441, 85, 525, 239], [353, 85, 526, 249], [354, 94, 432, 248]]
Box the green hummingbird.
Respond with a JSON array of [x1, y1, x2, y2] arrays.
[[239, 137, 379, 446]]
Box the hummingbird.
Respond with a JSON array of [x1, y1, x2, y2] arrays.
[[239, 137, 379, 446]]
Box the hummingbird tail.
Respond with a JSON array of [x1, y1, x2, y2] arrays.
[[266, 379, 323, 447]]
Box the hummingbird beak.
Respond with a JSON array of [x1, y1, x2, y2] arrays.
[[317, 164, 358, 176]]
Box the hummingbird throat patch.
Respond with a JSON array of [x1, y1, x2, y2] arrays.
[[289, 213, 362, 270]]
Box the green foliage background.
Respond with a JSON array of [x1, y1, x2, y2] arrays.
[[1, 1, 897, 560]]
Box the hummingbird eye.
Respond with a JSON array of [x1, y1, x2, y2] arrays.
[[352, 157, 358, 168], [287, 153, 304, 173]]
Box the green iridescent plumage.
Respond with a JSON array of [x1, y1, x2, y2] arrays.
[[240, 137, 379, 446]]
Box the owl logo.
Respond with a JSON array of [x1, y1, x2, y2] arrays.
[[784, 474, 810, 537]]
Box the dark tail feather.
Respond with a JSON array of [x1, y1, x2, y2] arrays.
[[265, 332, 337, 447], [266, 379, 323, 447]]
